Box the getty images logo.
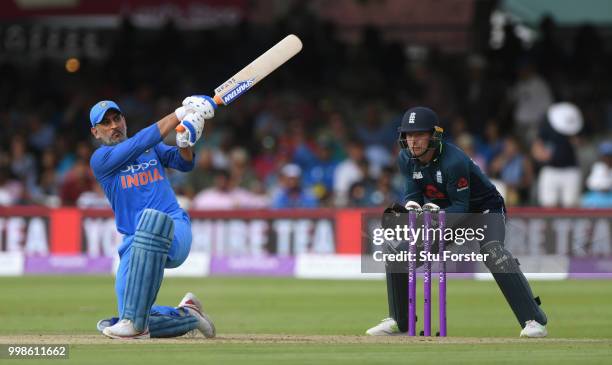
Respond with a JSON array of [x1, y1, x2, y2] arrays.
[[221, 79, 255, 104]]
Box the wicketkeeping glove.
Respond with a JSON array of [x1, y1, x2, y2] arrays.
[[422, 202, 440, 212], [381, 202, 409, 230]]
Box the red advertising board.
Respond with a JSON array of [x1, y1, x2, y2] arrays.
[[0, 207, 610, 257]]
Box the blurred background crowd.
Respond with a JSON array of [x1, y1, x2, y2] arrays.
[[0, 0, 611, 209]]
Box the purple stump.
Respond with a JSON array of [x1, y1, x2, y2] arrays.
[[408, 210, 417, 336], [438, 210, 447, 337], [423, 211, 432, 336]]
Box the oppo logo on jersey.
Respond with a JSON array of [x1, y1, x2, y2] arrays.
[[120, 159, 158, 174], [120, 159, 164, 189]]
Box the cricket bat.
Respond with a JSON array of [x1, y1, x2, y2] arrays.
[[176, 34, 302, 133]]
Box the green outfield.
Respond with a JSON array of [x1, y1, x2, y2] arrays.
[[1, 276, 611, 364]]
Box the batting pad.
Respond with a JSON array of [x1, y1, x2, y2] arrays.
[[122, 209, 174, 332], [148, 313, 199, 338]]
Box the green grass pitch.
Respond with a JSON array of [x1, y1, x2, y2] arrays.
[[0, 276, 610, 364]]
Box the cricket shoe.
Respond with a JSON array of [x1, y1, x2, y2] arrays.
[[102, 319, 150, 339], [366, 318, 402, 336], [96, 317, 118, 332], [520, 320, 547, 338], [178, 292, 216, 338]]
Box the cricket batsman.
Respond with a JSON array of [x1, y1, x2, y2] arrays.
[[366, 107, 548, 338], [89, 96, 216, 339]]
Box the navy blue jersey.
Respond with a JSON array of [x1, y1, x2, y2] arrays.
[[398, 142, 500, 213], [90, 124, 194, 235]]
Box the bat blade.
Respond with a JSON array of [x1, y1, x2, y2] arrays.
[[176, 34, 302, 134], [213, 34, 303, 105]]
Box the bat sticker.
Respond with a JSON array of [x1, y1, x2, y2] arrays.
[[221, 79, 255, 105]]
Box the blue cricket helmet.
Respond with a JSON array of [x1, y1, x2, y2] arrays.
[[397, 106, 444, 153], [399, 107, 438, 133]]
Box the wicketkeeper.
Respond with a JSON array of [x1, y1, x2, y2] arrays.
[[366, 107, 548, 338], [89, 96, 217, 339]]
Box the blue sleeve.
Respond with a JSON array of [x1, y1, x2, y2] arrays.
[[398, 152, 424, 205], [90, 124, 162, 180], [154, 143, 195, 172], [444, 157, 470, 213]]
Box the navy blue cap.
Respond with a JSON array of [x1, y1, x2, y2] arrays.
[[398, 106, 439, 133], [89, 100, 121, 127]]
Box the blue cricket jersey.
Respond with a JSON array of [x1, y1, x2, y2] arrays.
[[90, 124, 194, 235]]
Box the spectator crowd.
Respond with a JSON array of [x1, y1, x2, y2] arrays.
[[1, 11, 611, 209]]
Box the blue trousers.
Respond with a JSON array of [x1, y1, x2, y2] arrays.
[[115, 213, 192, 317]]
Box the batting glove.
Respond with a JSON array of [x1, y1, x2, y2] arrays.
[[182, 95, 217, 119], [176, 111, 206, 148]]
